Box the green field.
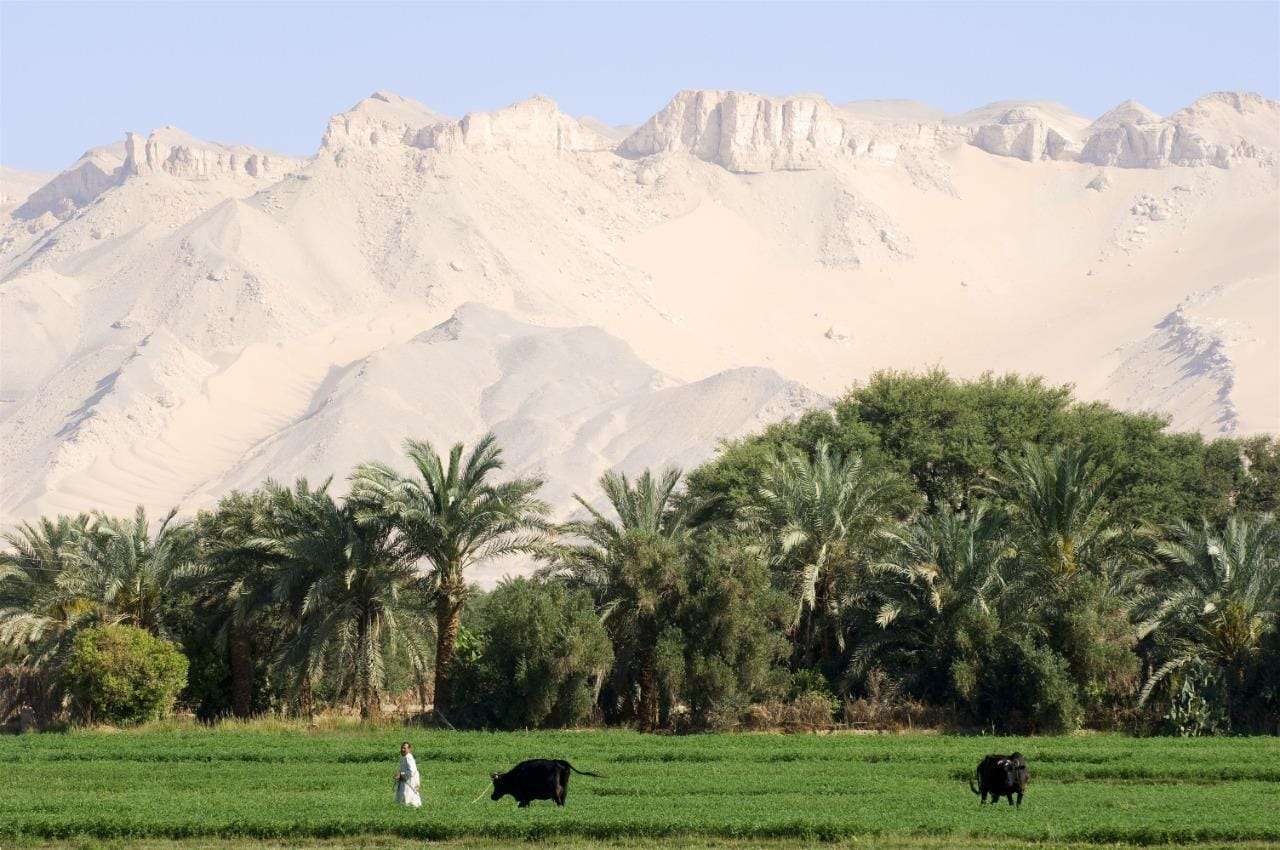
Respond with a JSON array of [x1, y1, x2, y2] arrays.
[[1, 728, 1277, 847]]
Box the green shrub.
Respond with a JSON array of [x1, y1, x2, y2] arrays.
[[970, 636, 1082, 734], [65, 624, 188, 725], [448, 578, 612, 729]]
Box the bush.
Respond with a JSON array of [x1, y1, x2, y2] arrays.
[[970, 636, 1082, 734], [448, 578, 612, 729], [64, 625, 188, 725]]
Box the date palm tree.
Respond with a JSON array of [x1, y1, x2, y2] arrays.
[[861, 504, 1010, 698], [1136, 514, 1280, 726], [349, 434, 549, 718], [184, 490, 283, 718], [547, 467, 696, 730], [0, 514, 94, 664], [256, 478, 432, 719], [747, 442, 910, 669], [996, 444, 1130, 584], [69, 507, 196, 638]]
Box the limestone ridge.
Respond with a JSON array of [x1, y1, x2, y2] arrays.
[[618, 90, 907, 173], [320, 91, 451, 152], [15, 130, 296, 222], [1080, 92, 1280, 169], [969, 107, 1079, 162], [411, 97, 614, 154], [958, 92, 1280, 168], [322, 93, 612, 158], [13, 145, 125, 221], [123, 127, 295, 180]]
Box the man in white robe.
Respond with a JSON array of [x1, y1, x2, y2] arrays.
[[395, 741, 422, 807]]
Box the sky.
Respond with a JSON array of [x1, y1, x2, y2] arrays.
[[2, 1, 1278, 172]]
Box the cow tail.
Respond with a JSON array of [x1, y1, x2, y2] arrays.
[[567, 763, 605, 778], [969, 778, 980, 796]]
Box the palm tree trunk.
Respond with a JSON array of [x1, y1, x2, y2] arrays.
[[298, 673, 314, 719], [229, 622, 253, 718], [432, 593, 463, 718], [359, 614, 377, 720], [638, 649, 658, 732]]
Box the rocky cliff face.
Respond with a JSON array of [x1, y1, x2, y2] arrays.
[[619, 90, 892, 173], [320, 90, 449, 153], [957, 92, 1279, 169], [411, 96, 613, 154], [123, 127, 297, 180], [1079, 93, 1278, 169], [970, 107, 1077, 162]]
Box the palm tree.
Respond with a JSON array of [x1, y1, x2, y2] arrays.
[[747, 442, 909, 668], [546, 467, 696, 730], [1136, 514, 1280, 726], [256, 478, 432, 719], [349, 434, 548, 719], [863, 505, 1009, 699], [185, 490, 282, 718], [0, 514, 95, 664], [996, 444, 1130, 583], [69, 507, 196, 637]]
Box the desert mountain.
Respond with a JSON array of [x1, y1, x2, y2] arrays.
[[2, 88, 1277, 544]]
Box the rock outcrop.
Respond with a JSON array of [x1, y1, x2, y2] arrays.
[[1080, 92, 1278, 169], [13, 144, 124, 220], [970, 107, 1076, 161], [123, 127, 296, 181], [321, 90, 450, 153], [411, 96, 613, 154], [953, 101, 1090, 162], [618, 90, 882, 173]]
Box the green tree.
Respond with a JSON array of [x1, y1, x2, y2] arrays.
[[184, 490, 282, 718], [64, 624, 188, 725], [70, 507, 197, 637], [996, 443, 1143, 719], [549, 468, 695, 730], [0, 515, 95, 664], [450, 578, 612, 729], [865, 505, 1009, 703], [835, 370, 1071, 509], [1137, 514, 1280, 730], [670, 533, 791, 729], [257, 479, 432, 719], [747, 443, 910, 672], [997, 444, 1129, 582], [349, 434, 549, 719], [1235, 436, 1280, 515]]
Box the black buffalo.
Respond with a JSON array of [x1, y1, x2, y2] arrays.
[[490, 759, 604, 807], [969, 752, 1029, 807]]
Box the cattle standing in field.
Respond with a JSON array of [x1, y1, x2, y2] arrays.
[[489, 759, 604, 807], [969, 753, 1029, 807]]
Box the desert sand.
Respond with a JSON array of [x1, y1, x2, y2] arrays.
[[2, 88, 1277, 581]]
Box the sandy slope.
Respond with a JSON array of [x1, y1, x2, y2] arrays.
[[1, 89, 1277, 546]]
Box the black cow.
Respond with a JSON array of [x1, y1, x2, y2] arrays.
[[490, 759, 604, 807], [969, 752, 1029, 807]]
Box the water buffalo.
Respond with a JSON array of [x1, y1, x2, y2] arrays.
[[969, 752, 1029, 807], [490, 759, 604, 807]]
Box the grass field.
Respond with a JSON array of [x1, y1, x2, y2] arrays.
[[1, 727, 1276, 847]]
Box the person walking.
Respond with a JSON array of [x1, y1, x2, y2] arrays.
[[395, 741, 422, 807]]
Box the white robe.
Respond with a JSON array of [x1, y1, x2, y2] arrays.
[[396, 753, 422, 807]]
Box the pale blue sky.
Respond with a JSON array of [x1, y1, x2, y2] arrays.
[[2, 1, 1278, 172]]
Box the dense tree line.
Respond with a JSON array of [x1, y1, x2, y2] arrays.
[[2, 371, 1277, 734]]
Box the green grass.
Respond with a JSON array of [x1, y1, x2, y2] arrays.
[[0, 728, 1276, 846]]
